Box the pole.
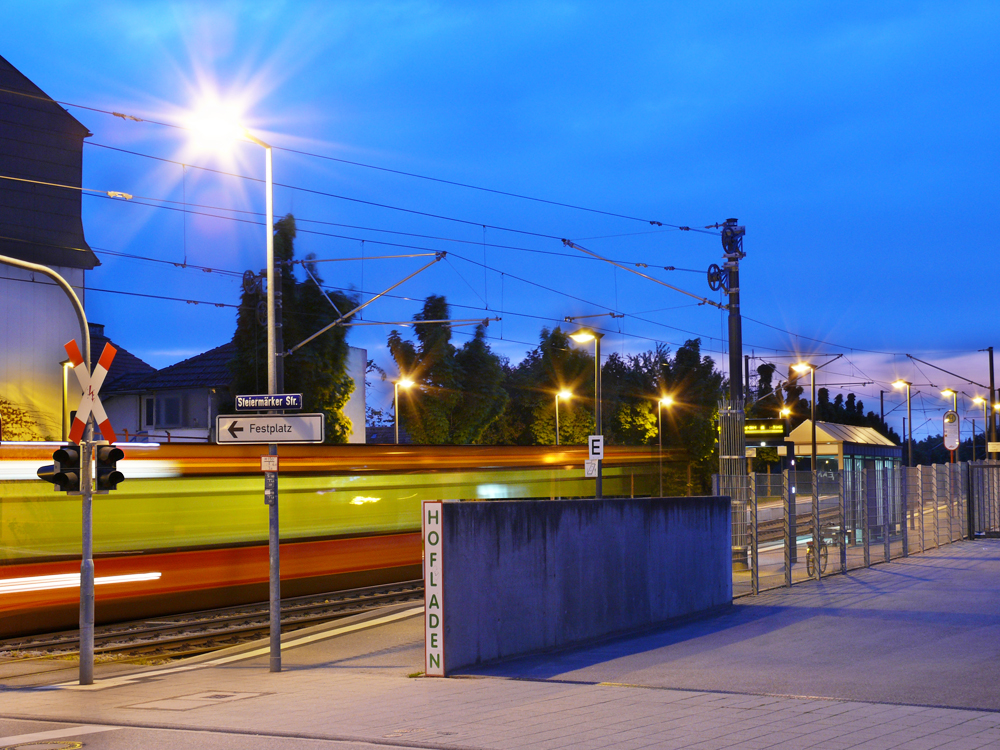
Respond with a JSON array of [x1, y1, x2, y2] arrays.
[[990, 347, 997, 460], [810, 367, 819, 580], [658, 401, 663, 498], [0, 254, 94, 684], [255, 138, 281, 674], [394, 382, 400, 445], [722, 219, 745, 404], [555, 393, 560, 447], [906, 385, 913, 468], [595, 335, 602, 499]]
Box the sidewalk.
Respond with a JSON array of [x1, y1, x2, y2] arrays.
[[1, 540, 999, 749]]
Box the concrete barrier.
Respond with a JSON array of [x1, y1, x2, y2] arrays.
[[422, 496, 732, 675]]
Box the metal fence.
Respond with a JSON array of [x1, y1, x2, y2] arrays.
[[718, 461, 997, 597]]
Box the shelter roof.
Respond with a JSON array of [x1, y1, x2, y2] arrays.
[[789, 420, 897, 447]]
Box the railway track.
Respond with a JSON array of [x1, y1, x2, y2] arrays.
[[0, 580, 424, 665]]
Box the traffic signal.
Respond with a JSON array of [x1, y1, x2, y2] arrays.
[[37, 444, 81, 493], [95, 444, 125, 492]]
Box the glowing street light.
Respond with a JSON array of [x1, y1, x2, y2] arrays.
[[570, 328, 604, 498], [941, 388, 958, 411], [554, 390, 572, 446], [187, 105, 276, 396], [893, 380, 913, 467], [657, 396, 674, 497], [394, 378, 414, 445]]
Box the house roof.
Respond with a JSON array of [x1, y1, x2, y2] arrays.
[[104, 341, 236, 394], [0, 53, 98, 270], [788, 420, 897, 447], [88, 322, 156, 389]]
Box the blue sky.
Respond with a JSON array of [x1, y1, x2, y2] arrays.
[[5, 1, 1000, 442]]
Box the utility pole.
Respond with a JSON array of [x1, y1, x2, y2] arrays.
[[721, 219, 746, 403], [990, 347, 997, 459]]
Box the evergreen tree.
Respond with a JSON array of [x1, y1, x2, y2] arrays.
[[230, 214, 359, 443]]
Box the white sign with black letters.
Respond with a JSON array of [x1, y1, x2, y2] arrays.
[[423, 501, 444, 677], [588, 435, 604, 460]]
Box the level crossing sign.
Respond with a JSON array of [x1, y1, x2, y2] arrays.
[[64, 339, 117, 444]]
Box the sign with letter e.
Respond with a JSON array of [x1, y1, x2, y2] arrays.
[[423, 501, 445, 677], [588, 434, 604, 460]]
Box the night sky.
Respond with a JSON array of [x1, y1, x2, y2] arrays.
[[5, 1, 999, 444]]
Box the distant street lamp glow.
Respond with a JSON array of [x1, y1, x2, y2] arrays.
[[554, 390, 572, 446], [394, 378, 414, 445], [893, 380, 913, 467], [657, 395, 674, 497]]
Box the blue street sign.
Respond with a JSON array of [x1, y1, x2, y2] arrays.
[[235, 393, 304, 411]]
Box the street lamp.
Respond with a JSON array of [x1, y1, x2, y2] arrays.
[[394, 378, 414, 445], [189, 107, 278, 671], [893, 380, 913, 467], [570, 328, 604, 498], [793, 362, 820, 579], [658, 396, 674, 497], [792, 363, 817, 472], [554, 390, 572, 446]]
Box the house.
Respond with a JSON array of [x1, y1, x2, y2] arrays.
[[102, 343, 369, 444], [0, 54, 97, 441]]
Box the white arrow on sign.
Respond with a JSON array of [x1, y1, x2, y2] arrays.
[[65, 339, 117, 444], [216, 414, 325, 444]]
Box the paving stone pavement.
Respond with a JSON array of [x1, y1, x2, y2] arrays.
[[1, 540, 998, 749]]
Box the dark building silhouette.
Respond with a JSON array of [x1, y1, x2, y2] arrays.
[[0, 52, 97, 269]]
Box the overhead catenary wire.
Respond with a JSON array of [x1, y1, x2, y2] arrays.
[[0, 84, 714, 235]]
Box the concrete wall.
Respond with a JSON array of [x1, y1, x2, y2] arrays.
[[438, 496, 731, 673]]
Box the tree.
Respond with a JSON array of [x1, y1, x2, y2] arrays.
[[387, 295, 507, 444], [230, 214, 359, 443]]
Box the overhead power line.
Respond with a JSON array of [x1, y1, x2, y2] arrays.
[[0, 83, 715, 234]]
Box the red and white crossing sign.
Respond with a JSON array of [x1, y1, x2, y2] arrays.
[[65, 339, 117, 444]]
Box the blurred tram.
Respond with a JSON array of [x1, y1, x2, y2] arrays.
[[1, 442, 661, 637]]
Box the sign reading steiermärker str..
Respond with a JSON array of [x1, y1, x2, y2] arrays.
[[235, 393, 303, 411]]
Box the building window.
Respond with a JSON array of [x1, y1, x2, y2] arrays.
[[144, 397, 155, 428], [157, 396, 182, 427]]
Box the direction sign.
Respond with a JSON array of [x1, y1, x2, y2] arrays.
[[235, 393, 303, 411], [216, 414, 325, 444]]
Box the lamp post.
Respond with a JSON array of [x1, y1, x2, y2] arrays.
[[893, 380, 913, 467], [973, 397, 994, 462], [555, 390, 572, 446], [658, 396, 673, 497], [189, 111, 279, 671], [793, 362, 820, 579], [394, 379, 414, 445], [570, 328, 604, 498]]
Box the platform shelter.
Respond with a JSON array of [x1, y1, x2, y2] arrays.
[[788, 420, 902, 474]]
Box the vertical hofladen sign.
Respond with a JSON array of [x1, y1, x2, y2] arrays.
[[423, 501, 444, 676]]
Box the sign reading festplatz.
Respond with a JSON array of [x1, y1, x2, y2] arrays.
[[423, 501, 445, 676]]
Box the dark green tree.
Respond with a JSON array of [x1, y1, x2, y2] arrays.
[[230, 214, 359, 443], [387, 296, 507, 444]]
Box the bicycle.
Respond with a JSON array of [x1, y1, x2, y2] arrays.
[[806, 525, 848, 577], [806, 537, 828, 577]]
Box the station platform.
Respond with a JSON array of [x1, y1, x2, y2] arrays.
[[2, 540, 1000, 750]]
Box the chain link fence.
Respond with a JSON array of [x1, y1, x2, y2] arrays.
[[720, 460, 1000, 597]]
